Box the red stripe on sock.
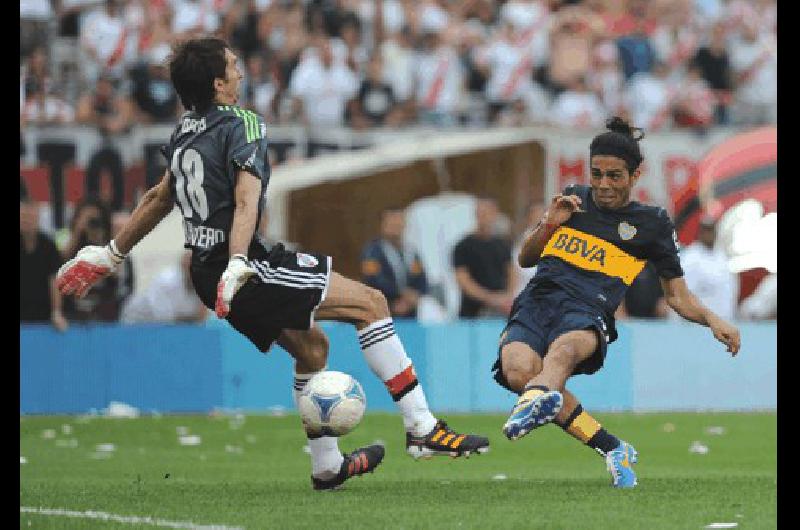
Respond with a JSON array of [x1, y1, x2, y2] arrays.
[[385, 365, 417, 396]]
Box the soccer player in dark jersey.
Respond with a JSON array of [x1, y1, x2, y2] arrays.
[[494, 117, 741, 488], [55, 37, 489, 491]]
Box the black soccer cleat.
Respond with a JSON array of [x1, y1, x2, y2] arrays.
[[406, 420, 490, 459], [311, 444, 385, 491]]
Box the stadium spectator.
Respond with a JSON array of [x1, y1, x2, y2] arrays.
[[240, 54, 278, 121], [692, 21, 734, 124], [472, 20, 536, 124], [623, 60, 673, 132], [739, 272, 777, 320], [360, 208, 428, 318], [129, 44, 180, 124], [349, 54, 403, 129], [20, 197, 68, 331], [79, 0, 138, 82], [615, 12, 657, 81], [672, 63, 715, 130], [587, 39, 625, 117], [20, 83, 76, 126], [546, 4, 602, 95], [289, 36, 360, 128], [453, 197, 516, 318], [335, 11, 368, 74], [76, 75, 134, 212], [21, 47, 52, 105], [650, 0, 699, 73], [548, 75, 606, 129], [678, 216, 738, 322], [728, 17, 777, 125], [61, 199, 134, 322], [615, 262, 669, 319], [120, 251, 208, 324], [20, 0, 54, 59], [171, 0, 221, 41], [379, 25, 417, 120], [413, 28, 464, 128]]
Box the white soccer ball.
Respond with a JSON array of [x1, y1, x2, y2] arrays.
[[298, 371, 366, 436]]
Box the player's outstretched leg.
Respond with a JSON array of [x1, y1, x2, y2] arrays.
[[314, 273, 489, 459], [555, 391, 638, 488], [501, 331, 596, 441], [280, 328, 385, 490]]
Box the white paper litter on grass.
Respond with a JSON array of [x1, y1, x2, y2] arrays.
[[705, 426, 726, 435], [662, 423, 676, 433], [225, 445, 243, 454], [61, 424, 72, 435], [104, 402, 140, 418], [55, 439, 78, 448], [178, 435, 202, 446], [689, 441, 709, 455], [96, 443, 116, 453], [705, 523, 738, 529], [41, 429, 56, 439], [492, 474, 508, 480], [176, 426, 189, 436], [20, 456, 27, 464]]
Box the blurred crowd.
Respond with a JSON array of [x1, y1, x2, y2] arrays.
[[21, 0, 776, 132]]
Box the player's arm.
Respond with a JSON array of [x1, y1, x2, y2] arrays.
[[518, 194, 583, 267], [57, 170, 174, 298], [114, 170, 175, 254], [214, 169, 261, 318], [660, 276, 741, 356]]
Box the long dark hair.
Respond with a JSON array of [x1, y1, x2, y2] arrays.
[[169, 37, 229, 113], [589, 117, 645, 174]]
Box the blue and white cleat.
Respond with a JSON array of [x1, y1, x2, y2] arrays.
[[502, 389, 563, 441], [606, 441, 638, 488]]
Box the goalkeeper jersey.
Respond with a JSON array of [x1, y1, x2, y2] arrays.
[[160, 105, 271, 264]]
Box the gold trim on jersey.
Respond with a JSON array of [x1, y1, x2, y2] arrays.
[[541, 227, 645, 285]]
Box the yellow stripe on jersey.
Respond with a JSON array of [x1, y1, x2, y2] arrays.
[[541, 227, 645, 285]]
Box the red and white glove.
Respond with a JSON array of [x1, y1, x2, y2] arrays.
[[56, 241, 126, 298], [215, 254, 257, 318]]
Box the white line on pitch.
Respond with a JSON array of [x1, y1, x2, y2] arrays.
[[20, 507, 244, 530]]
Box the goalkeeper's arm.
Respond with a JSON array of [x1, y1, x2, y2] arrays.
[[114, 169, 175, 255], [57, 170, 174, 298]]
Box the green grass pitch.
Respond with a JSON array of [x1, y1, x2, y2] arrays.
[[20, 412, 776, 529]]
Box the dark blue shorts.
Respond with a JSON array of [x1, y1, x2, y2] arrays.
[[492, 283, 612, 392]]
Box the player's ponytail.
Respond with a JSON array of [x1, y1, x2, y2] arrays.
[[590, 117, 645, 174]]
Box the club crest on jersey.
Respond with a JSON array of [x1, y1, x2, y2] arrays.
[[618, 221, 637, 241], [297, 253, 318, 268]]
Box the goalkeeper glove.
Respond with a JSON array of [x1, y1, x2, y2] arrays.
[[215, 254, 257, 318], [56, 240, 126, 298]]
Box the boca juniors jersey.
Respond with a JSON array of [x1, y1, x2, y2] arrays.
[[524, 184, 683, 322], [161, 105, 271, 264]]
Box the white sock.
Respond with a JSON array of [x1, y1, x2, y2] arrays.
[[357, 318, 437, 437], [293, 371, 343, 479]]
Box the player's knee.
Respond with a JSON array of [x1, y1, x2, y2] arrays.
[[501, 344, 540, 393], [363, 286, 390, 322], [503, 365, 537, 393]]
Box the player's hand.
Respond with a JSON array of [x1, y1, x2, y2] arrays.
[[709, 316, 741, 356], [56, 244, 124, 298], [51, 310, 68, 332], [544, 194, 584, 226], [215, 255, 257, 318]]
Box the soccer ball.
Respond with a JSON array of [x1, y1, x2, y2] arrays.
[[298, 371, 366, 436]]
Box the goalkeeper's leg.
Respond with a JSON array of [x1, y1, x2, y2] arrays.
[[279, 327, 384, 489]]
